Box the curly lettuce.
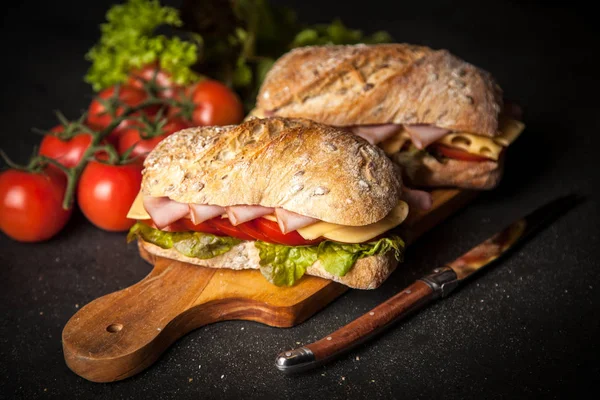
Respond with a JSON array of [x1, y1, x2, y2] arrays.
[[85, 0, 200, 91], [128, 222, 241, 259], [255, 236, 404, 286]]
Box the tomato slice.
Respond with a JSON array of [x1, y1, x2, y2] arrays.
[[254, 218, 324, 246], [141, 218, 224, 236], [207, 218, 255, 241], [236, 220, 276, 243], [431, 144, 492, 162]]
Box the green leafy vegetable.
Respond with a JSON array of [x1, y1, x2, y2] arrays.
[[85, 0, 200, 91], [128, 222, 241, 259], [254, 243, 318, 286], [291, 19, 392, 47], [255, 236, 404, 286]]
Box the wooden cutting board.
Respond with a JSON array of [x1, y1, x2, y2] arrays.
[[62, 189, 476, 382]]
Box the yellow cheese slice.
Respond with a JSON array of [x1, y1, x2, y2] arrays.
[[380, 129, 411, 155], [127, 191, 151, 220], [321, 201, 409, 243], [495, 118, 526, 146], [436, 132, 504, 160]]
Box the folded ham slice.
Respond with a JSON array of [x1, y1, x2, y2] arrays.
[[189, 204, 226, 225], [275, 208, 318, 234], [400, 187, 433, 211], [348, 124, 401, 145], [143, 196, 191, 228], [404, 125, 449, 150], [226, 205, 274, 226]]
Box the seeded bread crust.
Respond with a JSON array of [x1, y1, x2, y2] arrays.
[[142, 117, 403, 226], [257, 44, 503, 137], [138, 239, 398, 290]]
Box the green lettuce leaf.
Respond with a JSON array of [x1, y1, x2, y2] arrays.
[[85, 0, 200, 91], [128, 222, 241, 259], [255, 236, 404, 286], [254, 242, 318, 286]]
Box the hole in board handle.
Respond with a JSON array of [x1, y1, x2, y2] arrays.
[[106, 323, 123, 333]]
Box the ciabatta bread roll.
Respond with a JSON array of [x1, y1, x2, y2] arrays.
[[254, 44, 524, 189], [130, 117, 409, 289]]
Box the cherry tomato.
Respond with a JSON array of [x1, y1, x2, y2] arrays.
[[0, 168, 72, 242], [254, 218, 324, 246], [87, 85, 157, 131], [77, 161, 143, 231], [117, 118, 190, 158], [432, 144, 493, 162], [170, 80, 243, 127], [207, 218, 255, 241], [39, 125, 94, 168], [127, 64, 178, 99]]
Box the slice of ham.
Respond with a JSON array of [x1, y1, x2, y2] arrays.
[[404, 125, 449, 149], [349, 124, 402, 145], [275, 208, 319, 234], [189, 204, 226, 225], [401, 187, 433, 211], [226, 205, 274, 226], [143, 196, 191, 228]]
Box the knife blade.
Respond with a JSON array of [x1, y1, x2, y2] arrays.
[[275, 194, 580, 374]]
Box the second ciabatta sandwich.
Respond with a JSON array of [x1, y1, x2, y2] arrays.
[[127, 117, 410, 289], [253, 44, 525, 189]]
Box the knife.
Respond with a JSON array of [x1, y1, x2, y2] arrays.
[[275, 194, 579, 374]]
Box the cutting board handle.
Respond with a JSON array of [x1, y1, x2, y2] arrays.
[[62, 258, 218, 382]]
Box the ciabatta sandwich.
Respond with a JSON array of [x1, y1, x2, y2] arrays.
[[253, 44, 525, 189], [127, 117, 410, 289]]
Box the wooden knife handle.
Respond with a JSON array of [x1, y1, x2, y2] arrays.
[[275, 280, 436, 373]]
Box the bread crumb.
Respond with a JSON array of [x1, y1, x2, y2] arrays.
[[39, 312, 43, 315], [341, 377, 346, 381], [199, 365, 202, 369], [355, 356, 360, 360], [188, 378, 193, 383], [44, 388, 47, 392], [221, 375, 225, 379], [75, 304, 79, 309]]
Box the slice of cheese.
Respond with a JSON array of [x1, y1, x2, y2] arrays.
[[265, 201, 408, 242], [436, 132, 504, 160], [436, 118, 525, 160], [321, 201, 409, 243], [380, 129, 411, 155], [495, 118, 526, 146], [127, 191, 151, 220]]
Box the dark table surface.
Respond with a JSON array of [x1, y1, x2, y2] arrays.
[[1, 1, 598, 399]]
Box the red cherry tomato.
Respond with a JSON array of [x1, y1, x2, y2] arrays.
[[253, 218, 323, 246], [77, 161, 143, 231], [0, 168, 72, 242], [431, 144, 493, 162], [87, 85, 158, 131], [169, 80, 243, 127], [207, 218, 255, 241], [39, 125, 94, 168], [117, 118, 190, 158], [127, 64, 178, 99]]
